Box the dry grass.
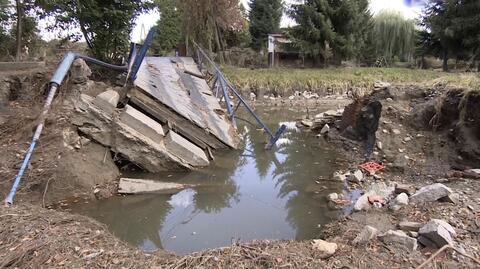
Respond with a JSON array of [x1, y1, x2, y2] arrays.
[[223, 66, 480, 96]]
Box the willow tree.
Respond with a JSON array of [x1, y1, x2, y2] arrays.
[[373, 10, 415, 64]]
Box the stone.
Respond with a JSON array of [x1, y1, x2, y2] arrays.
[[374, 81, 391, 90], [353, 226, 379, 245], [404, 137, 412, 142], [392, 129, 401, 135], [386, 97, 393, 102], [118, 178, 191, 194], [92, 90, 120, 114], [348, 170, 364, 183], [395, 183, 415, 196], [467, 169, 480, 175], [320, 124, 330, 134], [409, 231, 419, 238], [378, 230, 417, 251], [409, 183, 453, 203], [394, 193, 409, 205], [165, 131, 210, 167], [120, 105, 165, 143], [301, 119, 313, 127], [439, 193, 460, 204], [419, 219, 456, 248], [71, 59, 92, 84], [327, 193, 339, 202], [354, 191, 374, 211], [377, 141, 383, 150], [399, 221, 423, 232], [333, 171, 349, 182], [312, 239, 337, 257]]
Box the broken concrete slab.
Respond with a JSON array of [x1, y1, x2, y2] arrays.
[[92, 90, 120, 115], [378, 230, 418, 251], [120, 105, 165, 143], [118, 178, 191, 194], [132, 57, 239, 150], [113, 122, 190, 172], [409, 183, 453, 203], [418, 219, 456, 248], [165, 131, 210, 167], [353, 225, 379, 245]]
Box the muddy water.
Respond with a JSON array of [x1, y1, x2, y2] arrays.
[[70, 107, 344, 254]]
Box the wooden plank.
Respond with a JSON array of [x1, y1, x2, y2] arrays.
[[129, 88, 225, 150]]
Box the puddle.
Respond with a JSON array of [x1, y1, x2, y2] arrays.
[[70, 107, 344, 254]]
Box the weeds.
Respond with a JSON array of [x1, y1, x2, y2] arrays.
[[223, 66, 480, 96]]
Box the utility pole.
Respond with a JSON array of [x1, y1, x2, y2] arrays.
[[15, 0, 22, 62]]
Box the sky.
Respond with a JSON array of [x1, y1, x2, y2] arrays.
[[40, 0, 424, 42]]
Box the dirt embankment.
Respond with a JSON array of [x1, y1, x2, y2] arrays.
[[1, 64, 480, 269]]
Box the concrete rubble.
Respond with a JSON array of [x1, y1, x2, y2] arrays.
[[378, 230, 418, 251], [118, 178, 192, 194], [353, 225, 379, 245], [418, 219, 456, 248], [68, 58, 239, 174], [409, 183, 453, 203]]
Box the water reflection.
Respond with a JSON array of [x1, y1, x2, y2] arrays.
[[71, 107, 344, 254]]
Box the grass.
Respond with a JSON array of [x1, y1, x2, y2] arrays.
[[223, 66, 480, 96]]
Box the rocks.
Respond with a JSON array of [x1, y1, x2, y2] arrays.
[[320, 124, 330, 134], [394, 183, 415, 196], [348, 170, 364, 183], [394, 193, 409, 205], [327, 193, 339, 202], [409, 183, 453, 203], [378, 230, 418, 251], [390, 193, 409, 210], [392, 129, 401, 135], [333, 171, 349, 182], [71, 59, 92, 84], [398, 221, 423, 232], [376, 141, 383, 150], [301, 119, 313, 127], [439, 192, 460, 204], [312, 239, 337, 257], [418, 219, 456, 248], [353, 226, 379, 245], [354, 182, 395, 211]]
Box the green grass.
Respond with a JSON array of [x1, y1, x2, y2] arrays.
[[223, 66, 480, 95]]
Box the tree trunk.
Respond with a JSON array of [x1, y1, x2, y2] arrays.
[[442, 50, 449, 72], [15, 0, 22, 62], [213, 20, 224, 64]]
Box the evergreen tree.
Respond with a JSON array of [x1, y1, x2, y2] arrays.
[[289, 0, 371, 66], [151, 0, 183, 56], [248, 0, 283, 51]]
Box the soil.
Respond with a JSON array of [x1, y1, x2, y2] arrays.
[[0, 66, 479, 268]]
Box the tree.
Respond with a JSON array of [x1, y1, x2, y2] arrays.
[[249, 0, 282, 51], [289, 0, 371, 66], [37, 0, 153, 63], [373, 10, 415, 65], [151, 0, 183, 56], [421, 0, 464, 71], [180, 0, 244, 60]]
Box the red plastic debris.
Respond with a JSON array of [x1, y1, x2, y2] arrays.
[[359, 161, 385, 175]]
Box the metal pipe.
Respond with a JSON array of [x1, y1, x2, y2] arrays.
[[5, 84, 58, 205]]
